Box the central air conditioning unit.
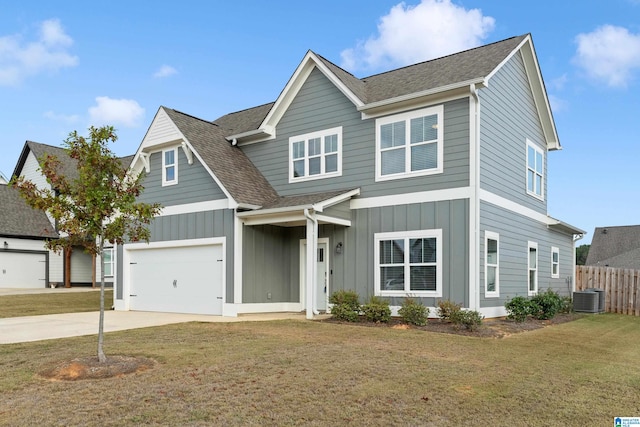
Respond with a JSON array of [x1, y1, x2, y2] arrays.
[[573, 291, 599, 313]]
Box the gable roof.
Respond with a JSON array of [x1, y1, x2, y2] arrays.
[[13, 141, 79, 181], [162, 108, 279, 206], [585, 225, 640, 269], [0, 184, 58, 239]]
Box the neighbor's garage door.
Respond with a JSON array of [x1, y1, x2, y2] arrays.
[[0, 251, 46, 288], [129, 244, 223, 315]]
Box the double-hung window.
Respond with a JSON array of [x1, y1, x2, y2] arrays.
[[551, 247, 560, 278], [485, 231, 499, 298], [526, 140, 544, 198], [162, 148, 178, 186], [289, 127, 342, 182], [376, 105, 443, 181], [103, 247, 114, 277], [528, 241, 538, 295], [375, 229, 442, 297]]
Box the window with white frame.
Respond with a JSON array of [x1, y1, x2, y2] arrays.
[[375, 229, 442, 297], [376, 105, 443, 181], [103, 247, 114, 277], [551, 246, 560, 278], [526, 140, 544, 198], [289, 127, 342, 182], [162, 148, 178, 186], [528, 241, 538, 295], [485, 231, 499, 297]]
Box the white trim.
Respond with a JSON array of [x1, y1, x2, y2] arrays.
[[477, 305, 507, 318], [484, 231, 499, 298], [289, 126, 342, 183], [314, 188, 361, 211], [351, 187, 472, 210], [102, 247, 114, 278], [374, 229, 443, 298], [526, 139, 544, 200], [157, 199, 230, 217], [162, 147, 178, 186], [300, 238, 330, 314], [234, 216, 244, 305], [375, 105, 444, 181], [469, 87, 480, 311], [551, 246, 560, 279], [479, 189, 550, 225], [528, 241, 538, 296], [234, 302, 303, 314], [315, 214, 351, 227]]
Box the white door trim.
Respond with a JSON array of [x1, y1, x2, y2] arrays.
[[299, 237, 330, 313]]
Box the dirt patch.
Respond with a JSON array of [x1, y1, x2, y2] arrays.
[[39, 355, 156, 381], [322, 313, 582, 338]]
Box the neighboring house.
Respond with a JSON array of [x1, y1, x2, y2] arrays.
[[115, 33, 584, 318], [10, 141, 131, 287], [585, 225, 640, 270], [0, 183, 58, 288]]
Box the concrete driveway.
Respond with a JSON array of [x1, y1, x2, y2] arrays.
[[0, 288, 308, 344]]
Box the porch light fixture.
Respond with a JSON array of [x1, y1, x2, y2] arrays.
[[335, 242, 343, 254], [3, 241, 7, 249]]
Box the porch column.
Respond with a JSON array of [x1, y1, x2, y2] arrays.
[[304, 209, 318, 320]]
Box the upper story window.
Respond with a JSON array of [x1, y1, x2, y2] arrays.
[[375, 229, 442, 297], [376, 105, 443, 181], [162, 148, 178, 186], [289, 127, 342, 182], [526, 140, 544, 199], [485, 231, 499, 298]]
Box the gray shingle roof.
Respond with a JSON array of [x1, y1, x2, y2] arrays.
[[13, 141, 79, 181], [585, 225, 640, 270], [214, 35, 528, 135], [260, 189, 357, 210], [0, 184, 58, 239], [163, 108, 279, 206]]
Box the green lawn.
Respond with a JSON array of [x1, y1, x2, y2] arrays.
[[1, 313, 639, 426], [0, 290, 113, 318]]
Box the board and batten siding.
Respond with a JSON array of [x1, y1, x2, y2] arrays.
[[137, 148, 226, 207], [241, 67, 470, 199], [479, 51, 548, 214], [115, 209, 236, 303], [479, 201, 574, 308]]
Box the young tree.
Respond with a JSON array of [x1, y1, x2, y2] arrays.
[[11, 126, 161, 363]]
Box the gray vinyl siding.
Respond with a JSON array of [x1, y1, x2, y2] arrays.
[[325, 199, 469, 307], [241, 67, 469, 199], [480, 51, 547, 214], [137, 147, 226, 207], [322, 199, 351, 222], [479, 201, 574, 308]]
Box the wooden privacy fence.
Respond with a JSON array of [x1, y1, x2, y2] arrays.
[[575, 266, 640, 316]]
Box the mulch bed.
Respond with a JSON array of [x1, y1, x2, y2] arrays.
[[321, 313, 583, 338]]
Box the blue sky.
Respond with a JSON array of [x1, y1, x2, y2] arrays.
[[1, 0, 639, 244]]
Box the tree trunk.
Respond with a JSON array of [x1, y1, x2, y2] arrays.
[[64, 248, 72, 288], [97, 238, 107, 363]]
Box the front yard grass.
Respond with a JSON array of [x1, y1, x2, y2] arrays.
[[0, 290, 113, 318], [1, 313, 639, 426]]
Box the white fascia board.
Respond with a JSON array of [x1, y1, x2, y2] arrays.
[[157, 199, 230, 217], [237, 204, 313, 218], [359, 79, 484, 119], [315, 214, 351, 227], [226, 126, 276, 145], [313, 188, 361, 212], [351, 187, 473, 210], [259, 51, 364, 131], [479, 189, 557, 226]]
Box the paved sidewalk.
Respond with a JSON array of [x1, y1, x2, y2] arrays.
[[0, 310, 308, 344]]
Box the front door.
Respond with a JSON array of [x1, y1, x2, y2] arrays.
[[301, 239, 329, 312]]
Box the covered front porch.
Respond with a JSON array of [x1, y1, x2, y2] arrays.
[[234, 189, 359, 319]]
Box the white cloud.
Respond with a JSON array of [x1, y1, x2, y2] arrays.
[[153, 64, 177, 78], [0, 19, 78, 86], [574, 25, 640, 87], [340, 0, 495, 72], [44, 110, 80, 123], [88, 96, 145, 128], [548, 94, 568, 113]]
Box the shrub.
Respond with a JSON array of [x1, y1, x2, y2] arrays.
[[505, 296, 531, 323], [559, 296, 573, 314], [451, 309, 484, 331], [329, 290, 360, 322], [398, 299, 429, 326], [530, 289, 563, 320], [437, 299, 462, 322], [361, 296, 391, 323]]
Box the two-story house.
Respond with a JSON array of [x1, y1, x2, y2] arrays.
[[114, 34, 583, 318]]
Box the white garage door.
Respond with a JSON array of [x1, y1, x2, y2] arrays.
[[129, 244, 223, 315], [0, 251, 46, 288]]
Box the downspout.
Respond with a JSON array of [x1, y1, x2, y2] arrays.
[[469, 84, 481, 311], [303, 208, 319, 317]]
